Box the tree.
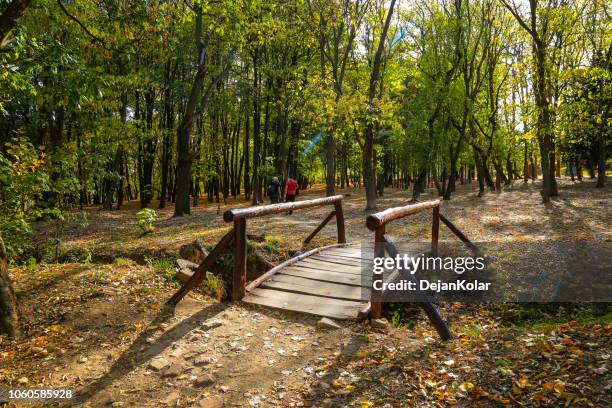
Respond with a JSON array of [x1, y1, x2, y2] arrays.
[[0, 0, 32, 47], [501, 0, 559, 202], [0, 234, 19, 338], [174, 4, 237, 216], [363, 0, 397, 210]]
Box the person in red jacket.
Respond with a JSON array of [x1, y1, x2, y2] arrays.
[[285, 177, 298, 214]]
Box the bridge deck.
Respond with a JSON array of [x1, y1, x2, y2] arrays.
[[243, 244, 373, 320]]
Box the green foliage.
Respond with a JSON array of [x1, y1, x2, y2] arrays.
[[146, 256, 177, 285], [92, 269, 110, 284], [136, 208, 158, 236], [114, 257, 136, 266], [206, 273, 226, 301], [390, 310, 402, 328], [0, 139, 49, 260], [262, 234, 283, 252]]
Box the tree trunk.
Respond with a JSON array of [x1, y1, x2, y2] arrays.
[[0, 235, 19, 338], [363, 0, 396, 209], [596, 131, 606, 188], [0, 0, 32, 47]]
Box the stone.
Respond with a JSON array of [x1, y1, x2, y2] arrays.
[[78, 356, 88, 363], [149, 357, 170, 371], [371, 318, 388, 329], [194, 374, 215, 387], [320, 399, 334, 408], [201, 319, 223, 330], [194, 355, 215, 366], [161, 391, 180, 405], [162, 363, 183, 377], [197, 396, 223, 408], [176, 258, 199, 270], [316, 318, 341, 330], [179, 241, 207, 264]]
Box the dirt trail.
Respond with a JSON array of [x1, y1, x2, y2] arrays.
[[3, 179, 610, 407]]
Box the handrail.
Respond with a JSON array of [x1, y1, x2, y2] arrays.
[[223, 195, 343, 222], [366, 199, 479, 340], [226, 194, 346, 300], [366, 200, 440, 230]]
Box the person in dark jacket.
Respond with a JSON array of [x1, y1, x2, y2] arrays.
[[268, 176, 281, 204]]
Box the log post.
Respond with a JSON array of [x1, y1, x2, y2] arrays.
[[232, 218, 247, 300], [334, 201, 346, 244], [431, 205, 440, 256], [371, 225, 385, 319], [304, 210, 336, 244]]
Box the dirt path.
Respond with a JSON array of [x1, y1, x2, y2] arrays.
[[2, 179, 610, 407]]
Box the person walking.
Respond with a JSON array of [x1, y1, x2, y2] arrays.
[[285, 176, 298, 214], [268, 176, 281, 204]]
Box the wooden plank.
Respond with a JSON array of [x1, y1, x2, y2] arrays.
[[297, 258, 364, 274], [245, 243, 348, 292], [261, 275, 367, 301], [284, 264, 371, 277], [323, 248, 373, 259], [310, 255, 366, 266], [315, 253, 372, 263], [279, 268, 371, 287], [244, 288, 364, 320]]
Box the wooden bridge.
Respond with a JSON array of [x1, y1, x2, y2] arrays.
[[167, 195, 476, 340]]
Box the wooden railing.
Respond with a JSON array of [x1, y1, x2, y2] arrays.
[[167, 195, 346, 306], [366, 200, 478, 341]]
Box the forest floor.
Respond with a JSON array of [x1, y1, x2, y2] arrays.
[[1, 178, 611, 407]]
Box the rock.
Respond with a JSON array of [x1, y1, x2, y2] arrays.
[[194, 355, 215, 366], [78, 356, 88, 363], [316, 318, 341, 330], [111, 402, 124, 408], [194, 374, 215, 387], [169, 348, 185, 358], [371, 318, 388, 329], [102, 393, 115, 405], [179, 241, 208, 264], [320, 399, 334, 408], [176, 258, 199, 270], [162, 363, 183, 377], [197, 396, 223, 408], [161, 391, 180, 405], [149, 357, 170, 371], [201, 319, 223, 330]]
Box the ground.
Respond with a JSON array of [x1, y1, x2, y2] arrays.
[[1, 179, 611, 407]]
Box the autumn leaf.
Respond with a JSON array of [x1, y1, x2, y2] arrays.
[[459, 382, 474, 393], [553, 382, 565, 394]]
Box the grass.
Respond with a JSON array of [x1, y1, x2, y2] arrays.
[[206, 273, 226, 301], [91, 269, 110, 284], [114, 257, 136, 266]]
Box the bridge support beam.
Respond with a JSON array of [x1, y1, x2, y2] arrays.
[[233, 218, 247, 300]]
